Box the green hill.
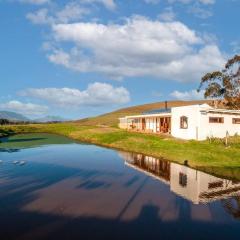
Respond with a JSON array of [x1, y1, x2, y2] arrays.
[[77, 100, 212, 127]]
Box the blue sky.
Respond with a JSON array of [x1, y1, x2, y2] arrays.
[[0, 0, 239, 119]]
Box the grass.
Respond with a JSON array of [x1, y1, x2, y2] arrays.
[[1, 123, 240, 174]]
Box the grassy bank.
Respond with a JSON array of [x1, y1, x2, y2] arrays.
[[1, 122, 240, 173]]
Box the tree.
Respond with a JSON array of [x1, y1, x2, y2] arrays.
[[0, 119, 10, 125], [198, 54, 240, 109]]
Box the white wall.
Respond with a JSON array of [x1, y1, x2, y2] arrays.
[[171, 105, 201, 140], [170, 163, 240, 204], [171, 104, 240, 140], [199, 112, 240, 140], [170, 163, 200, 204], [119, 118, 128, 129]]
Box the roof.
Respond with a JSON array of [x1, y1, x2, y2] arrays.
[[143, 108, 171, 115], [202, 109, 240, 115], [122, 112, 171, 119], [119, 104, 240, 119], [172, 103, 212, 110]]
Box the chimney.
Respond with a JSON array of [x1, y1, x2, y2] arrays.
[[165, 101, 168, 110]]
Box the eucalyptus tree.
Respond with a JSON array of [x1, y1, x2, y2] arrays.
[[198, 55, 240, 109]]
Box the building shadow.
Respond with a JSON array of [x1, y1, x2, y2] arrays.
[[1, 202, 240, 240]]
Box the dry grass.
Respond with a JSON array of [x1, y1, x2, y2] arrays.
[[76, 100, 212, 127]]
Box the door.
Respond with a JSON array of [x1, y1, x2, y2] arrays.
[[142, 118, 146, 131]]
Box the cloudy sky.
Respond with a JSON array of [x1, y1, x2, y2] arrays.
[[0, 0, 239, 119]]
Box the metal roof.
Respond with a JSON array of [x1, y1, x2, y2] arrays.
[[143, 108, 171, 115], [123, 112, 171, 119]]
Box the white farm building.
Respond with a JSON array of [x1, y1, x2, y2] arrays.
[[119, 104, 240, 140]]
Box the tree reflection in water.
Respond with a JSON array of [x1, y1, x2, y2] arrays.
[[222, 196, 240, 220]]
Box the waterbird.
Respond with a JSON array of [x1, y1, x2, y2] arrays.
[[13, 161, 19, 164], [19, 161, 26, 166]]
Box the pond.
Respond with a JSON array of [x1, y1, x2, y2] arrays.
[[0, 133, 240, 240]]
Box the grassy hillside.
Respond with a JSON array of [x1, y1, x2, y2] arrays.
[[77, 100, 211, 127]]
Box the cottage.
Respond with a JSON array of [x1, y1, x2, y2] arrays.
[[119, 104, 240, 140]]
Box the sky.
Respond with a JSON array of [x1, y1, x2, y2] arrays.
[[0, 0, 239, 119]]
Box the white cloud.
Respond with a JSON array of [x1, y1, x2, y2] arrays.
[[55, 2, 90, 23], [25, 0, 116, 25], [230, 40, 240, 53], [20, 0, 50, 5], [27, 3, 89, 25], [145, 1, 214, 19], [0, 101, 49, 116], [158, 7, 176, 21], [48, 16, 225, 82], [144, 0, 160, 4], [145, 0, 215, 4], [167, 0, 215, 5], [199, 0, 215, 4], [26, 8, 53, 25], [80, 0, 116, 10], [170, 89, 204, 100], [21, 83, 130, 107], [188, 5, 213, 18]]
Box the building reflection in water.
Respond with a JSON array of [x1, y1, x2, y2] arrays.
[[120, 152, 240, 205]]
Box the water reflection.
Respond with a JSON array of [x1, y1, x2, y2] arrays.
[[0, 133, 74, 152], [222, 197, 240, 220], [120, 152, 240, 205], [1, 134, 240, 239]]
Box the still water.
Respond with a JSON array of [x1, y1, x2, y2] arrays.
[[0, 133, 240, 240]]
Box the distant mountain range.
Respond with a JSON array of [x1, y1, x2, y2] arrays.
[[0, 111, 29, 121], [0, 111, 67, 123], [34, 116, 67, 123]]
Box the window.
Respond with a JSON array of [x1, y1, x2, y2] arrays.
[[208, 181, 223, 189], [180, 116, 188, 129], [209, 117, 224, 123], [179, 173, 187, 187], [233, 118, 240, 124]]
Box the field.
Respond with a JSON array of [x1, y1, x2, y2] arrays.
[[1, 100, 240, 180]]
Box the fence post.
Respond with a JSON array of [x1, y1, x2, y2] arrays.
[[225, 131, 229, 147]]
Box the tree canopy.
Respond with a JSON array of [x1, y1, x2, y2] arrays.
[[198, 54, 240, 109]]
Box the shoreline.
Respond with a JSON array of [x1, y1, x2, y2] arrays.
[[1, 122, 240, 180]]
